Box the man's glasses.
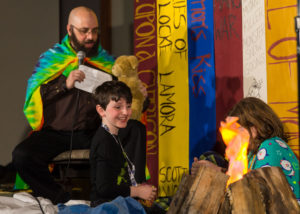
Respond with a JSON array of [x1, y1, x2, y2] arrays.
[[71, 25, 99, 36]]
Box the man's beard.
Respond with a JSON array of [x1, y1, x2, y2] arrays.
[[69, 29, 100, 57]]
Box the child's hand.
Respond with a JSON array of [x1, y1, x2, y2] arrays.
[[131, 184, 157, 201], [191, 157, 223, 176], [191, 157, 201, 176], [198, 159, 222, 172]]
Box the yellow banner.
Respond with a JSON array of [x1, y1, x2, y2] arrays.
[[157, 0, 189, 196], [265, 0, 299, 157]]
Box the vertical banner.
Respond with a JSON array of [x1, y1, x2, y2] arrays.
[[133, 1, 159, 187], [213, 0, 243, 150], [242, 0, 268, 102], [157, 0, 189, 196], [264, 0, 299, 158], [187, 1, 216, 163]]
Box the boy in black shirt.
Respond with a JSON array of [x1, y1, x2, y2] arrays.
[[90, 80, 157, 207]]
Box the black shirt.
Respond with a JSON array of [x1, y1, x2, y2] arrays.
[[90, 126, 131, 205]]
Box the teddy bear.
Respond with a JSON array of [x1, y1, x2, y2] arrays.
[[112, 55, 146, 120]]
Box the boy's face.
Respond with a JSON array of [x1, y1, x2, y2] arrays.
[[96, 97, 132, 135]]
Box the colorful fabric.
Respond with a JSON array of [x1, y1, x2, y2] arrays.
[[248, 137, 300, 202], [133, 0, 299, 198], [134, 0, 217, 197], [23, 35, 115, 130]]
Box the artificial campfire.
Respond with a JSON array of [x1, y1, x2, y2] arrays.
[[219, 116, 249, 186], [168, 117, 299, 214]]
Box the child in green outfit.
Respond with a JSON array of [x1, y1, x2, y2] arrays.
[[192, 97, 299, 203]]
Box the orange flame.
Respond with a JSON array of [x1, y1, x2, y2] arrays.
[[219, 116, 249, 186]]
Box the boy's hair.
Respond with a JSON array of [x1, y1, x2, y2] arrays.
[[93, 80, 132, 110], [227, 97, 288, 153]]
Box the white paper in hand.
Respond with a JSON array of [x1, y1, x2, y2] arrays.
[[74, 65, 113, 93]]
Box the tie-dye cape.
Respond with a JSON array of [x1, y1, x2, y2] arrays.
[[24, 35, 115, 130]]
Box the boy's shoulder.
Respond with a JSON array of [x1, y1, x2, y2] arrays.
[[90, 126, 116, 155], [93, 126, 111, 141]]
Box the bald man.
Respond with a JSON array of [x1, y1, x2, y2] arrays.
[[12, 6, 147, 204]]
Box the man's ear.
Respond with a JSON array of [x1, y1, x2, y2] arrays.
[[67, 24, 72, 36], [96, 105, 105, 118]]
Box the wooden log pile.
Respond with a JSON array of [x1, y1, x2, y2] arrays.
[[168, 165, 299, 214]]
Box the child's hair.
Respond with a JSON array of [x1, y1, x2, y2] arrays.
[[227, 97, 289, 153], [93, 80, 132, 110]]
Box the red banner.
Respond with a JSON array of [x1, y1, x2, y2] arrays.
[[213, 0, 244, 152], [134, 0, 158, 187]]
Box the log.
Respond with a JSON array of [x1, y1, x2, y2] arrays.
[[168, 173, 193, 214], [175, 165, 229, 214], [225, 175, 266, 214], [217, 188, 231, 214], [219, 166, 300, 214], [253, 167, 300, 214], [168, 166, 299, 213]]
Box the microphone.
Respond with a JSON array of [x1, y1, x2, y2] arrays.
[[77, 51, 86, 65]]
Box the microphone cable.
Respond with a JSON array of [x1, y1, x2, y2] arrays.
[[51, 89, 80, 205], [62, 89, 80, 186], [34, 81, 80, 214], [34, 196, 46, 214], [54, 51, 85, 203]]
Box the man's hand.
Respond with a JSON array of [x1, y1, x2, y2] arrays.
[[66, 69, 85, 89]]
